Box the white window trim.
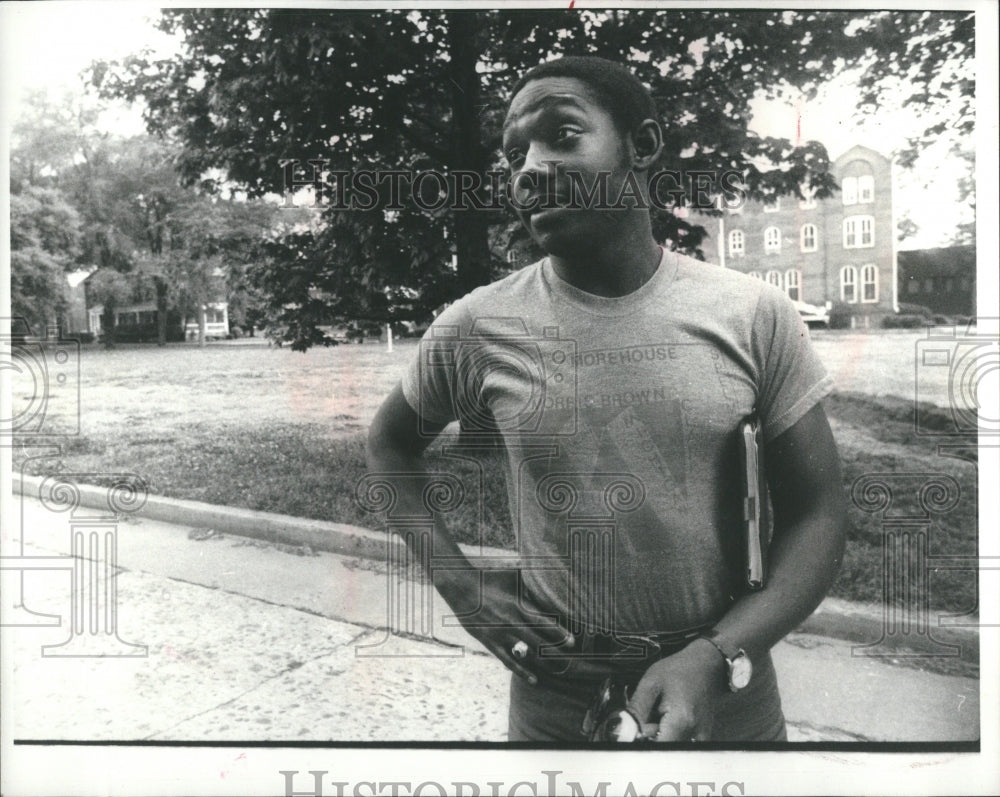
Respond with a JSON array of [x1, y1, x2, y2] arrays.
[[766, 270, 783, 291], [748, 270, 762, 281], [860, 216, 873, 247], [858, 174, 874, 203], [798, 182, 818, 210], [842, 176, 858, 206], [840, 265, 858, 303], [784, 268, 801, 301], [843, 215, 875, 249], [861, 263, 879, 303], [800, 223, 817, 252], [728, 229, 745, 255], [764, 226, 781, 253]]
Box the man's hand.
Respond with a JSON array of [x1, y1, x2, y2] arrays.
[[436, 567, 574, 686], [626, 638, 727, 741]]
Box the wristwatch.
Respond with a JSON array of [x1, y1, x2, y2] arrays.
[[697, 630, 752, 692]]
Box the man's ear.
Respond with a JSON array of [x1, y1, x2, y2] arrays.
[[629, 118, 663, 170]]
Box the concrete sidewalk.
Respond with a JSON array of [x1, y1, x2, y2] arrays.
[[3, 494, 980, 743]]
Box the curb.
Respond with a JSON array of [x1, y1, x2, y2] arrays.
[[11, 473, 518, 566], [12, 473, 978, 665]]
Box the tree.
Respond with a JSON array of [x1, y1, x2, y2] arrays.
[[10, 186, 82, 333], [93, 9, 974, 349], [842, 11, 973, 171]]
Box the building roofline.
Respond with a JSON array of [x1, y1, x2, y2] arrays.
[[832, 143, 890, 165]]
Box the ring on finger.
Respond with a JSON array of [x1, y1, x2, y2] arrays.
[[511, 640, 530, 659]]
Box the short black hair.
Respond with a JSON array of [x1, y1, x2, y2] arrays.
[[509, 56, 659, 136]]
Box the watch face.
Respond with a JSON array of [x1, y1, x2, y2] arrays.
[[730, 653, 752, 690]]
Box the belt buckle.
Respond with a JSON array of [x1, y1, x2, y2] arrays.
[[612, 633, 661, 664]]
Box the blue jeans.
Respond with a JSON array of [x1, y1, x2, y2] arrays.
[[508, 650, 787, 742]]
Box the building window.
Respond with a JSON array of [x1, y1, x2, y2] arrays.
[[840, 265, 858, 303], [785, 269, 801, 301], [945, 278, 955, 292], [858, 175, 874, 203], [798, 185, 817, 210], [748, 271, 762, 281], [764, 226, 781, 253], [924, 278, 935, 294], [844, 215, 874, 248], [800, 223, 817, 252], [861, 264, 878, 303], [766, 270, 783, 290], [763, 197, 780, 213], [907, 279, 920, 295], [728, 229, 745, 255], [506, 250, 518, 264], [842, 176, 858, 205], [860, 216, 873, 246]]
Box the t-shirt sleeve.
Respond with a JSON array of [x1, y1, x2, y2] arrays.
[[751, 285, 835, 442], [399, 299, 470, 425]]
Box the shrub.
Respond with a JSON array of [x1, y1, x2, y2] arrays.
[[828, 302, 854, 330], [897, 302, 933, 318], [882, 314, 928, 329]]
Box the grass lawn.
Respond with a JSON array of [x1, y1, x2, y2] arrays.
[[12, 331, 979, 615]]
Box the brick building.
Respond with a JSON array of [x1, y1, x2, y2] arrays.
[[699, 144, 897, 328], [897, 245, 976, 318]]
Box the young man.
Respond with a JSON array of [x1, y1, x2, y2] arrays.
[[367, 56, 846, 742]]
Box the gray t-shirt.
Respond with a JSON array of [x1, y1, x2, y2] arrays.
[[402, 249, 833, 636]]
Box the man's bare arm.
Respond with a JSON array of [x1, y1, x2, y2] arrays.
[[366, 383, 569, 683]]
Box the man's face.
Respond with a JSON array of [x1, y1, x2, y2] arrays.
[[502, 76, 635, 256]]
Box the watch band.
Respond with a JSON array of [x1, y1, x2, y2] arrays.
[[697, 630, 752, 692], [696, 629, 736, 662]]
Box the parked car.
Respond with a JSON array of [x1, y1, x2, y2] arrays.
[[793, 300, 830, 329]]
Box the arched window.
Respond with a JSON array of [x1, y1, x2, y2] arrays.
[[844, 215, 875, 248], [764, 226, 781, 253], [785, 269, 801, 301], [841, 176, 858, 205], [728, 229, 745, 255], [840, 265, 858, 303], [798, 184, 817, 210], [858, 175, 874, 203], [766, 270, 783, 289], [800, 224, 817, 252], [747, 271, 762, 281], [861, 264, 878, 303]]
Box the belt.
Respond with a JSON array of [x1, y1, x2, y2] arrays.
[[586, 626, 709, 667], [536, 625, 713, 684]]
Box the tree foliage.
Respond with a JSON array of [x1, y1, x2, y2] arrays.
[[92, 8, 975, 349], [11, 90, 279, 344], [10, 185, 82, 332]]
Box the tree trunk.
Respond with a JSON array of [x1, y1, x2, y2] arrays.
[[446, 12, 493, 295], [101, 303, 117, 349], [155, 276, 169, 346], [198, 305, 207, 348]]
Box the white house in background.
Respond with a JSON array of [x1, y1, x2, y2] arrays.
[[87, 300, 230, 341], [183, 303, 229, 340], [63, 268, 97, 335]]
